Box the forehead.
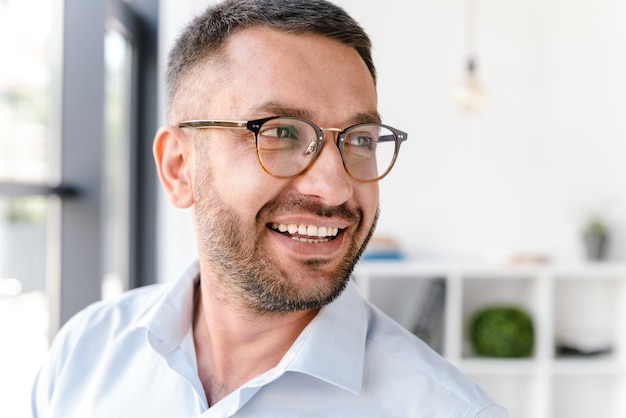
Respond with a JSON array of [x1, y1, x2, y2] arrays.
[[181, 26, 378, 125]]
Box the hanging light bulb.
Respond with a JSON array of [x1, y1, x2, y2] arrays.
[[455, 57, 486, 111], [455, 0, 486, 111]]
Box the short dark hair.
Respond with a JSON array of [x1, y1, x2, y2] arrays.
[[166, 0, 375, 115]]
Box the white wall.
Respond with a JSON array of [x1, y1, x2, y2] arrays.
[[155, 0, 214, 282], [156, 0, 626, 280]]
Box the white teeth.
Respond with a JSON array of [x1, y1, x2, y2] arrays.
[[270, 223, 340, 238], [291, 236, 328, 244]]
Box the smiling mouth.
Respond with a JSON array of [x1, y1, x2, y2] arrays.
[[269, 223, 342, 243]]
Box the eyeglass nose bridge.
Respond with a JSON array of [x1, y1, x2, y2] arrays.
[[304, 126, 346, 161], [319, 126, 343, 142]]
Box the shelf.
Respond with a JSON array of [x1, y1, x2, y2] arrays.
[[553, 357, 626, 376], [352, 260, 626, 418], [469, 373, 547, 418], [553, 375, 626, 418], [458, 356, 626, 377], [554, 276, 626, 365], [457, 358, 539, 376], [461, 276, 541, 359]]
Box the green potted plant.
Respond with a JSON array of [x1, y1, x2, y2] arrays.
[[470, 306, 534, 358], [582, 214, 610, 261]]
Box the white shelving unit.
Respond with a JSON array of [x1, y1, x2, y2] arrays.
[[352, 261, 626, 418]]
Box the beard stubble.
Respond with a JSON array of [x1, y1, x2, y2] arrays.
[[193, 167, 378, 314]]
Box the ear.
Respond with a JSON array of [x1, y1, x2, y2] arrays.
[[153, 125, 195, 208]]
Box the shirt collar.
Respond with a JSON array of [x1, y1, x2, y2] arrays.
[[282, 280, 368, 395], [144, 261, 200, 355], [144, 261, 368, 395]]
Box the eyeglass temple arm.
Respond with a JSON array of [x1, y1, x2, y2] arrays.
[[379, 133, 408, 143], [177, 120, 248, 129]]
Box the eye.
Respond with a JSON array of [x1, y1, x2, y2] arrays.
[[257, 121, 307, 153], [261, 125, 300, 140], [345, 131, 376, 151]]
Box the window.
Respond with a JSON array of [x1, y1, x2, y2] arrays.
[[0, 1, 54, 415], [103, 28, 134, 299], [0, 1, 158, 416]]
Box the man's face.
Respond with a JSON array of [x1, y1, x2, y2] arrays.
[[184, 27, 380, 312]]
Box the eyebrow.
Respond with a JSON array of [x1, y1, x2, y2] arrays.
[[250, 101, 382, 126]]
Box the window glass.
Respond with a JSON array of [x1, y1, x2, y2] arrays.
[[0, 196, 49, 417], [0, 0, 52, 182], [103, 28, 133, 299], [0, 1, 52, 416]]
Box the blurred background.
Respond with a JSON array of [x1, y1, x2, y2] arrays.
[[1, 0, 624, 417]]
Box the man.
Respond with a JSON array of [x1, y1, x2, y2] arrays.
[[32, 0, 508, 416]]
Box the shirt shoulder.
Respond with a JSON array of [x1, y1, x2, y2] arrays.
[[31, 283, 172, 416], [62, 261, 200, 340], [64, 284, 166, 338], [41, 283, 168, 379], [362, 303, 508, 417]]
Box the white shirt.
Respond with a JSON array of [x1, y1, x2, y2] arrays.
[[31, 262, 508, 417]]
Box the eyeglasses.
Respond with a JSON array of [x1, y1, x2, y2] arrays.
[[178, 116, 407, 182]]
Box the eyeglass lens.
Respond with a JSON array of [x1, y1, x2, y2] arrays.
[[256, 117, 398, 181]]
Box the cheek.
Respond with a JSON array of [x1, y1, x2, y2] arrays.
[[208, 149, 282, 219], [354, 183, 379, 227], [229, 177, 275, 217]]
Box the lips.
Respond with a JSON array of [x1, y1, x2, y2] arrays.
[[269, 222, 341, 243]]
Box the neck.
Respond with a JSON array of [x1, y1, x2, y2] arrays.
[[192, 278, 318, 406]]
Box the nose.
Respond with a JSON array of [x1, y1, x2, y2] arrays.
[[291, 130, 353, 206]]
